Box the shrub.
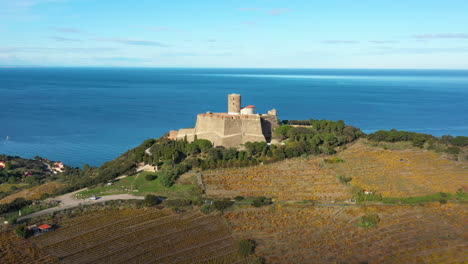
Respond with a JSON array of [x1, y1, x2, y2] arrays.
[[213, 199, 234, 212], [238, 239, 256, 256], [451, 136, 468, 147], [145, 173, 158, 181], [15, 224, 31, 239], [200, 204, 213, 214], [163, 199, 192, 208], [439, 198, 448, 204], [251, 197, 272, 207], [445, 147, 461, 155], [357, 214, 380, 229], [324, 157, 344, 164], [144, 194, 161, 206], [338, 175, 352, 184], [234, 196, 244, 201]]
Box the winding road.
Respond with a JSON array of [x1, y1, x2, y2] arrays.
[[17, 189, 144, 221]]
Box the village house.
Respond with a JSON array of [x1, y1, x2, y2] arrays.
[[0, 161, 6, 169], [53, 162, 65, 173], [38, 224, 53, 233]]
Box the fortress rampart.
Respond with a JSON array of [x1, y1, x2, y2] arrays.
[[171, 94, 279, 148]]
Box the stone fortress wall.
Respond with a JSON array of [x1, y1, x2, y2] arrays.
[[171, 94, 279, 148]]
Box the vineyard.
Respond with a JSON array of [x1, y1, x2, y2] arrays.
[[0, 229, 58, 264], [224, 203, 468, 264], [31, 208, 246, 264], [330, 140, 468, 197], [202, 158, 350, 202]]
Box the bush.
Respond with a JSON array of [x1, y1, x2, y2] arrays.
[[163, 199, 192, 208], [213, 199, 234, 212], [15, 224, 31, 239], [439, 198, 448, 204], [251, 197, 272, 207], [238, 239, 256, 256], [144, 194, 161, 206], [445, 147, 461, 155], [338, 175, 352, 184], [451, 136, 468, 147], [357, 214, 380, 229], [200, 204, 213, 214], [145, 173, 158, 181], [234, 196, 244, 201]]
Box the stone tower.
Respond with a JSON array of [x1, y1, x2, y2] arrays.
[[228, 93, 241, 115]]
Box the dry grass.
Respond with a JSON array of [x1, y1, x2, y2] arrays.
[[202, 158, 350, 202], [31, 208, 246, 264], [0, 230, 58, 264], [0, 182, 65, 204], [224, 203, 468, 264], [202, 139, 468, 201], [330, 140, 468, 197]]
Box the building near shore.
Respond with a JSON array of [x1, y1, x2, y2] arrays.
[[170, 94, 279, 148]]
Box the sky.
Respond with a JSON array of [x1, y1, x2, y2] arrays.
[[1, 0, 468, 68]]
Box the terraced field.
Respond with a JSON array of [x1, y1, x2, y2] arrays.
[[202, 140, 468, 201], [202, 158, 350, 202], [224, 203, 468, 264], [331, 140, 468, 197], [0, 229, 58, 264], [31, 208, 245, 264]]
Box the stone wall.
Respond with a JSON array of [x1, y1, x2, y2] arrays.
[[174, 108, 279, 148], [175, 113, 267, 148], [260, 114, 280, 141]]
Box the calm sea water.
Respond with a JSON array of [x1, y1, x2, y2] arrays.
[[1, 68, 467, 167]]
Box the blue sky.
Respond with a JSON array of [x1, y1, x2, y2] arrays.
[[1, 0, 468, 68]]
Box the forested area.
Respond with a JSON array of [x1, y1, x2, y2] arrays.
[[367, 129, 468, 156]]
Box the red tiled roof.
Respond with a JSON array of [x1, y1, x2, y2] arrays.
[[245, 105, 255, 108], [38, 224, 52, 230]]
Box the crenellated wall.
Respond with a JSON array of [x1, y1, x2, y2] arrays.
[[174, 94, 279, 148], [176, 113, 275, 148]]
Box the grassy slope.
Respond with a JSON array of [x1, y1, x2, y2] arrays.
[[330, 139, 468, 197], [77, 171, 198, 200], [0, 182, 65, 204], [0, 184, 29, 192]]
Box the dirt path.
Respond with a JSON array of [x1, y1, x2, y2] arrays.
[[17, 190, 144, 221]]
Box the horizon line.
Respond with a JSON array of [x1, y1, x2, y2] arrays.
[[1, 66, 468, 70]]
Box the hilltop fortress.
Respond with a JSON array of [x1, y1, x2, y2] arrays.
[[169, 94, 280, 148]]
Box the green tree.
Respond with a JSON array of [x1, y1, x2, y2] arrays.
[[213, 199, 234, 212], [15, 224, 31, 239], [357, 214, 380, 229], [144, 194, 161, 206], [194, 139, 212, 152], [274, 125, 294, 139]]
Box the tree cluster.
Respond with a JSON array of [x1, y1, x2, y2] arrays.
[[367, 130, 468, 152], [273, 119, 364, 157], [0, 197, 32, 214]]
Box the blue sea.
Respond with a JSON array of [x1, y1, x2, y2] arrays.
[[1, 68, 467, 167]]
